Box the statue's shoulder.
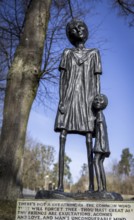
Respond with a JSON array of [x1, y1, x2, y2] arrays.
[[62, 48, 72, 55], [87, 48, 100, 54]]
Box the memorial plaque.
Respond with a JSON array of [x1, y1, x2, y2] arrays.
[[16, 199, 134, 220]]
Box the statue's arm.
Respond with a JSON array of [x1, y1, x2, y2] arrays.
[[94, 49, 102, 94], [58, 49, 68, 114], [99, 122, 104, 148], [96, 74, 101, 94], [97, 111, 104, 147], [59, 70, 65, 114]]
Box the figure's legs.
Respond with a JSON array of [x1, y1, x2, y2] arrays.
[[94, 153, 101, 192], [58, 129, 67, 191], [100, 155, 107, 191], [86, 133, 94, 191]]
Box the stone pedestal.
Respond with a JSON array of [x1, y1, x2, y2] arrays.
[[35, 190, 123, 201]]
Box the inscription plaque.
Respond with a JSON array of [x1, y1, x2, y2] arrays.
[[16, 199, 134, 220]]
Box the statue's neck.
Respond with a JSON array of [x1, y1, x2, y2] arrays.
[[75, 43, 85, 49]]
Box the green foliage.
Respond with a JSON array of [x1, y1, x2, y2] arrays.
[[105, 148, 134, 194], [51, 154, 72, 191], [72, 148, 134, 194], [0, 200, 16, 220], [22, 136, 72, 191], [22, 136, 55, 190], [71, 175, 88, 193], [80, 163, 88, 177], [118, 148, 134, 176], [64, 154, 72, 181], [51, 163, 58, 187], [71, 163, 89, 193], [106, 173, 134, 195]]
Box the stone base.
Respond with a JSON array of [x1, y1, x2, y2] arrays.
[[75, 191, 123, 201], [35, 190, 123, 201]]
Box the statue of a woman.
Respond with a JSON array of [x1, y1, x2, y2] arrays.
[[54, 19, 102, 192]]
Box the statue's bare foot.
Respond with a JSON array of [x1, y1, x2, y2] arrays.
[[56, 186, 64, 192], [101, 189, 107, 193], [94, 188, 101, 193], [87, 187, 94, 193]]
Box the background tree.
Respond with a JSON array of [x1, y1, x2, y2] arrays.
[[52, 154, 72, 191], [22, 147, 40, 190], [22, 135, 55, 190], [0, 0, 95, 199], [63, 154, 72, 191], [0, 0, 133, 200], [118, 148, 134, 177], [71, 148, 134, 195], [0, 0, 52, 200], [71, 163, 89, 193], [106, 148, 134, 195], [80, 163, 88, 177], [112, 0, 134, 26], [0, 0, 92, 109]]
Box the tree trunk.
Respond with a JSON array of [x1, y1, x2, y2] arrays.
[[0, 0, 52, 200]]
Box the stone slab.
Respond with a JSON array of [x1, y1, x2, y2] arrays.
[[16, 199, 134, 220]]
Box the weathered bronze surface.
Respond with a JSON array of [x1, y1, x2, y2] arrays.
[[93, 94, 110, 192], [50, 19, 122, 200], [55, 19, 103, 192]]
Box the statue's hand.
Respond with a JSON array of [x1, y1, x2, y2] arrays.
[[59, 102, 65, 114]]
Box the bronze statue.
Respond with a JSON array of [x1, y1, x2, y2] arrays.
[[92, 94, 110, 192], [36, 19, 123, 200], [55, 19, 102, 192]]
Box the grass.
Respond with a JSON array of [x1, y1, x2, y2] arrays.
[[0, 200, 17, 220]]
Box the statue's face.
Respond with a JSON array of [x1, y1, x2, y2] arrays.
[[93, 95, 108, 110], [69, 22, 88, 42], [66, 20, 88, 46]]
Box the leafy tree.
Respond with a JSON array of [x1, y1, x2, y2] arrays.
[[118, 148, 134, 177], [51, 163, 58, 187], [71, 163, 89, 193], [64, 154, 72, 182], [111, 159, 119, 176], [22, 136, 55, 190], [80, 163, 88, 177], [71, 175, 88, 193], [22, 147, 40, 190], [51, 154, 72, 190]]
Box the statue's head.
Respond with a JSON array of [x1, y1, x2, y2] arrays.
[[66, 19, 88, 46], [93, 94, 108, 111]]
